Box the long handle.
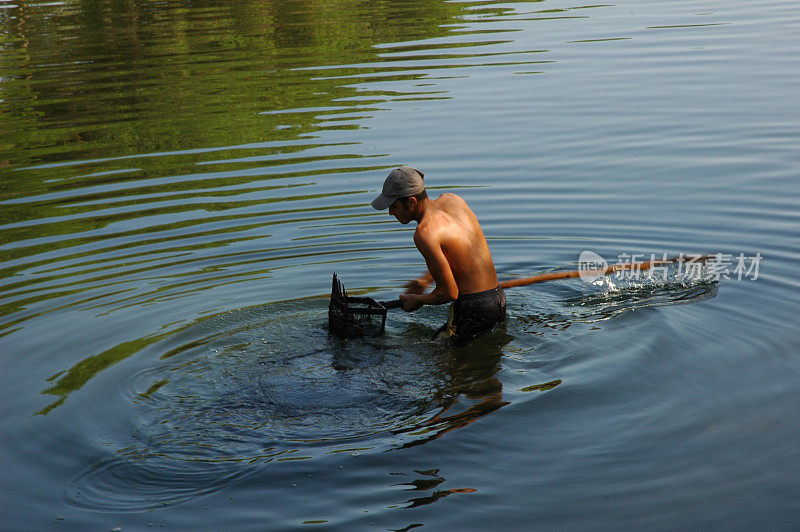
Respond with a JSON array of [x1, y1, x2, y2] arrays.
[[379, 299, 403, 309], [498, 255, 713, 289], [379, 255, 712, 306]]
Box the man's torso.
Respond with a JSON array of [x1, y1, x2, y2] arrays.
[[417, 193, 498, 295]]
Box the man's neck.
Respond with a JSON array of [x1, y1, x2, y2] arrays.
[[413, 198, 428, 223]]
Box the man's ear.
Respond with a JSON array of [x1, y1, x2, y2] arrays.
[[407, 196, 418, 209]]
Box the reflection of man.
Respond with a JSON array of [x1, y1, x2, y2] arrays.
[[371, 167, 506, 345]]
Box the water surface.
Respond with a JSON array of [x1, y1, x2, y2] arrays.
[[2, 0, 799, 529]]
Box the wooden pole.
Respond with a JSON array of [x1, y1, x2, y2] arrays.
[[498, 255, 713, 289]]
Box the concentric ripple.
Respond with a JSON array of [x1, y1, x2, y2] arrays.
[[67, 300, 460, 510], [66, 272, 718, 511]]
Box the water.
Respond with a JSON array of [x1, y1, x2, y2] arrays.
[[2, 0, 799, 529]]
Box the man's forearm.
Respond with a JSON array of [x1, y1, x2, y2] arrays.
[[419, 285, 455, 306], [399, 284, 454, 312], [417, 271, 434, 284]]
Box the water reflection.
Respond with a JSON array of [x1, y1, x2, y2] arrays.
[[127, 301, 517, 453], [392, 468, 477, 509], [3, 0, 532, 344], [65, 299, 526, 510], [63, 270, 721, 511], [0, 0, 602, 343], [4, 0, 790, 527], [1, 0, 532, 169], [396, 331, 512, 448]]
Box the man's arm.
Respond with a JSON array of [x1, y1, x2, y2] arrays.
[[399, 228, 458, 312], [403, 270, 434, 294]]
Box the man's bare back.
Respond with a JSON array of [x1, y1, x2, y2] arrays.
[[413, 193, 498, 295]]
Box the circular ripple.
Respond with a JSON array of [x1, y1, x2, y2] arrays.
[[67, 300, 461, 510], [133, 302, 445, 447]]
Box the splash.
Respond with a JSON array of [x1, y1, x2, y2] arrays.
[[565, 266, 719, 323]]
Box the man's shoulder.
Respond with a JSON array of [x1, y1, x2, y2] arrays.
[[415, 209, 450, 237], [435, 192, 464, 203], [430, 193, 469, 213], [412, 223, 436, 251]]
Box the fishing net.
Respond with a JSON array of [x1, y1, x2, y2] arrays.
[[328, 273, 393, 337]]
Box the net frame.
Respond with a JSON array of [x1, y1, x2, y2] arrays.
[[328, 273, 389, 337]]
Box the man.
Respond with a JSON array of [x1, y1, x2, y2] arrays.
[[371, 166, 506, 345]]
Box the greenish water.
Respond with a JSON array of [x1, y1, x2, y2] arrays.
[[2, 0, 799, 529]]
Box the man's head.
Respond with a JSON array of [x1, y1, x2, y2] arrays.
[[387, 191, 427, 224], [370, 167, 425, 211]]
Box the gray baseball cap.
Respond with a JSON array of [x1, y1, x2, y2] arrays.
[[370, 166, 425, 210]]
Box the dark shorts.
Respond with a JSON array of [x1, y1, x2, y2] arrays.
[[435, 286, 506, 345]]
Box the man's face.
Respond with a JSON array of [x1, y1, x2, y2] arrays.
[[388, 198, 413, 224]]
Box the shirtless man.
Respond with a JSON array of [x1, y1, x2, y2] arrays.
[[371, 166, 506, 344]]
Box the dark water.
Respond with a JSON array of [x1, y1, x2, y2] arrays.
[[2, 0, 799, 529]]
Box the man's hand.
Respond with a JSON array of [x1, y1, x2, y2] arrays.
[[399, 293, 424, 313], [403, 272, 433, 295]]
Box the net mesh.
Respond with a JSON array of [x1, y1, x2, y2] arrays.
[[328, 273, 388, 337]]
